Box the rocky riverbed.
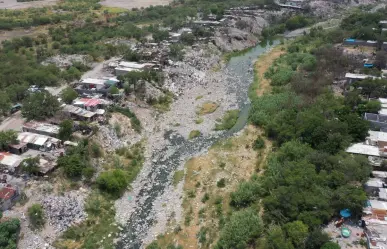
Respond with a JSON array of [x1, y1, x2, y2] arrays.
[[114, 41, 279, 249]]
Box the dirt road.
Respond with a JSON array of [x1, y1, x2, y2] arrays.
[[0, 111, 24, 132]]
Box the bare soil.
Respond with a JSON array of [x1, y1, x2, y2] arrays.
[[100, 0, 171, 10], [0, 0, 57, 10]]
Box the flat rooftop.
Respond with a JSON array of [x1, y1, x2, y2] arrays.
[[346, 143, 380, 156]]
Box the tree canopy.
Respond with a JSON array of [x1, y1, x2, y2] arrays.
[[21, 91, 60, 120]]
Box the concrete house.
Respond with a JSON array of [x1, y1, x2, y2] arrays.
[[22, 121, 60, 138], [0, 152, 23, 173]]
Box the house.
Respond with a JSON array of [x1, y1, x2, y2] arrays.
[[72, 98, 111, 112], [114, 61, 156, 76], [380, 20, 387, 28], [0, 152, 23, 173], [75, 78, 119, 96], [36, 157, 57, 175], [345, 73, 381, 84], [8, 143, 28, 155], [17, 132, 61, 152], [22, 121, 60, 138], [0, 185, 19, 211], [343, 38, 378, 47], [62, 105, 97, 122], [169, 33, 181, 43], [365, 178, 386, 195], [346, 131, 387, 164], [364, 113, 387, 130]]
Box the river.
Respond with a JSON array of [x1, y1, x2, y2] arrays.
[[116, 39, 280, 249]]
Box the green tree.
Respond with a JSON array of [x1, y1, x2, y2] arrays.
[[22, 91, 60, 120], [0, 218, 20, 249], [305, 229, 330, 249], [216, 209, 262, 249], [58, 154, 84, 178], [332, 185, 367, 217], [109, 86, 120, 95], [284, 221, 309, 249], [230, 179, 261, 208], [266, 225, 294, 249], [96, 169, 128, 198], [61, 87, 78, 104], [28, 204, 45, 229], [58, 119, 73, 141], [321, 241, 341, 249], [0, 130, 17, 150], [0, 91, 11, 116]]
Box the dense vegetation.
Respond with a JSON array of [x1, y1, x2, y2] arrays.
[[0, 218, 20, 249], [213, 18, 385, 248]]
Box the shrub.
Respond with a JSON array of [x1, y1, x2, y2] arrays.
[[321, 241, 341, 249], [189, 130, 201, 139], [217, 178, 226, 188], [96, 169, 128, 198], [253, 137, 265, 150], [28, 204, 45, 229], [215, 110, 239, 130], [201, 193, 210, 203], [61, 87, 78, 104]]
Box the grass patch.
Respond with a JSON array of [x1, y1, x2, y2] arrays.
[[195, 95, 203, 100], [223, 47, 254, 63], [215, 110, 240, 130], [152, 91, 174, 112], [189, 130, 201, 139], [197, 101, 219, 115], [195, 118, 204, 124], [173, 170, 185, 187], [109, 106, 141, 133]]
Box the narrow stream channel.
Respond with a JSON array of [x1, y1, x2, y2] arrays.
[[116, 40, 280, 249]]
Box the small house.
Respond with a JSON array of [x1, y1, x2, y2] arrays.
[[22, 121, 60, 138], [0, 152, 23, 173], [17, 132, 61, 152], [62, 105, 97, 122], [72, 98, 111, 112]]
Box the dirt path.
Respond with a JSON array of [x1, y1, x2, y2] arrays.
[[0, 0, 57, 9], [255, 45, 285, 96]]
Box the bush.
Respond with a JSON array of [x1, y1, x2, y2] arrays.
[[189, 130, 201, 139], [215, 110, 239, 130], [253, 137, 265, 150], [217, 178, 226, 188], [215, 209, 262, 249], [96, 169, 128, 198], [28, 204, 45, 229], [321, 241, 341, 249], [61, 87, 78, 104]]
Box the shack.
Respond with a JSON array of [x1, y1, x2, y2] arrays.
[[0, 152, 23, 173], [22, 121, 60, 138], [62, 105, 97, 122], [17, 132, 61, 152], [72, 98, 111, 112]]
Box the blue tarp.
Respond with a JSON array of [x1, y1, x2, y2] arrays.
[[345, 38, 356, 42], [364, 63, 374, 68], [340, 209, 351, 218]]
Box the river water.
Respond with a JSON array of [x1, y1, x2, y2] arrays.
[[116, 40, 280, 249]]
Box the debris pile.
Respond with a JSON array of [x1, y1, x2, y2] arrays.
[[41, 194, 87, 233]]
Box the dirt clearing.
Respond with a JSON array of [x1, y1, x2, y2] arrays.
[[100, 0, 171, 10], [0, 0, 57, 9]]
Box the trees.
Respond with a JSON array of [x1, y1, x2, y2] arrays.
[[28, 204, 45, 229], [230, 179, 261, 208], [61, 87, 78, 104], [215, 209, 262, 249], [181, 32, 195, 45], [96, 169, 128, 198], [0, 130, 17, 151], [266, 225, 294, 249], [58, 120, 74, 141], [0, 218, 20, 249], [0, 91, 11, 116], [21, 91, 60, 120], [58, 154, 84, 178], [284, 221, 309, 249]]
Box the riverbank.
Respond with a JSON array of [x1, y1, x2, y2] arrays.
[[144, 42, 284, 249], [113, 41, 279, 248]]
